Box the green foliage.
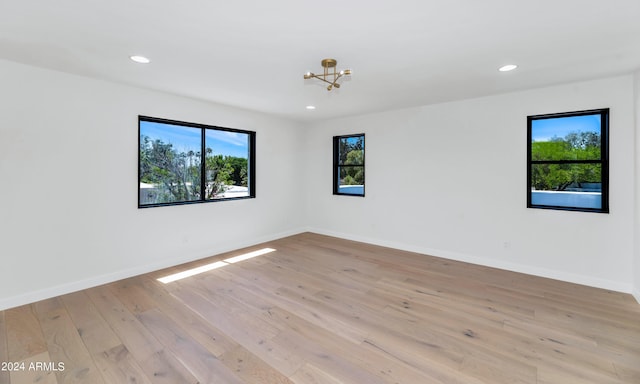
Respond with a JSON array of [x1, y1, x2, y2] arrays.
[[204, 153, 247, 199], [343, 175, 356, 185], [139, 136, 201, 203], [531, 131, 601, 191], [345, 148, 363, 165], [140, 136, 248, 204], [338, 136, 364, 186], [338, 136, 363, 164]]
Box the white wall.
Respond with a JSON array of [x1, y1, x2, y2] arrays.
[[305, 76, 636, 293], [0, 59, 305, 310]]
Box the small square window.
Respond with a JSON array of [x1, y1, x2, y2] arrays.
[[333, 134, 365, 196]]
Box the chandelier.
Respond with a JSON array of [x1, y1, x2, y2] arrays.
[[304, 59, 351, 91]]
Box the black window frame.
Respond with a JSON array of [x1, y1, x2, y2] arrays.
[[138, 115, 256, 208], [333, 133, 365, 197], [527, 108, 609, 213]]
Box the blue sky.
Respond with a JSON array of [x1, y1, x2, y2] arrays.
[[531, 114, 600, 142], [344, 136, 363, 147], [140, 121, 249, 158]]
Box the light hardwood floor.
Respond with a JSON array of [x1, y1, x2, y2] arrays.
[[1, 232, 639, 383]]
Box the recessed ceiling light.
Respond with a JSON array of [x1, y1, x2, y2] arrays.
[[306, 105, 316, 110], [130, 55, 150, 64], [498, 64, 518, 72]]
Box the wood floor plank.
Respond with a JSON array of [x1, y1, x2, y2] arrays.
[[289, 362, 344, 384], [92, 344, 152, 384], [85, 286, 198, 384], [106, 279, 157, 315], [218, 344, 295, 384], [135, 275, 241, 358], [270, 329, 389, 384], [60, 292, 121, 355], [361, 334, 486, 384], [5, 305, 47, 362], [9, 351, 59, 384], [373, 285, 618, 382], [34, 297, 104, 383], [182, 277, 281, 341], [61, 291, 151, 384], [136, 308, 244, 384], [1, 232, 639, 383], [169, 284, 305, 377], [266, 305, 450, 384], [312, 288, 537, 383]]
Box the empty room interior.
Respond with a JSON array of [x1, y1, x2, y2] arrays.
[[1, 1, 640, 383]]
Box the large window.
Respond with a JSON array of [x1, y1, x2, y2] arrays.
[[139, 116, 255, 208], [527, 109, 608, 213], [333, 134, 365, 196]]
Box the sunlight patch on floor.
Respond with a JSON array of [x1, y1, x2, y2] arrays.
[[157, 247, 276, 284]]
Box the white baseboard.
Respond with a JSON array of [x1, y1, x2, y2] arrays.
[[633, 290, 640, 305], [307, 227, 634, 294], [0, 228, 306, 311]]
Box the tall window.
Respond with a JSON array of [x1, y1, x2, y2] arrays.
[[139, 116, 255, 208], [527, 109, 608, 213], [333, 134, 365, 196]]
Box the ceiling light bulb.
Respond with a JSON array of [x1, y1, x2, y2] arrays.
[[130, 55, 150, 64], [306, 105, 316, 110], [498, 64, 518, 72]]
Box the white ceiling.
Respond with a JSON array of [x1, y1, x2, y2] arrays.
[[2, 1, 640, 122]]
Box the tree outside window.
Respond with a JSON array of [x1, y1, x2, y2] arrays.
[[527, 109, 608, 213], [333, 134, 365, 196]]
